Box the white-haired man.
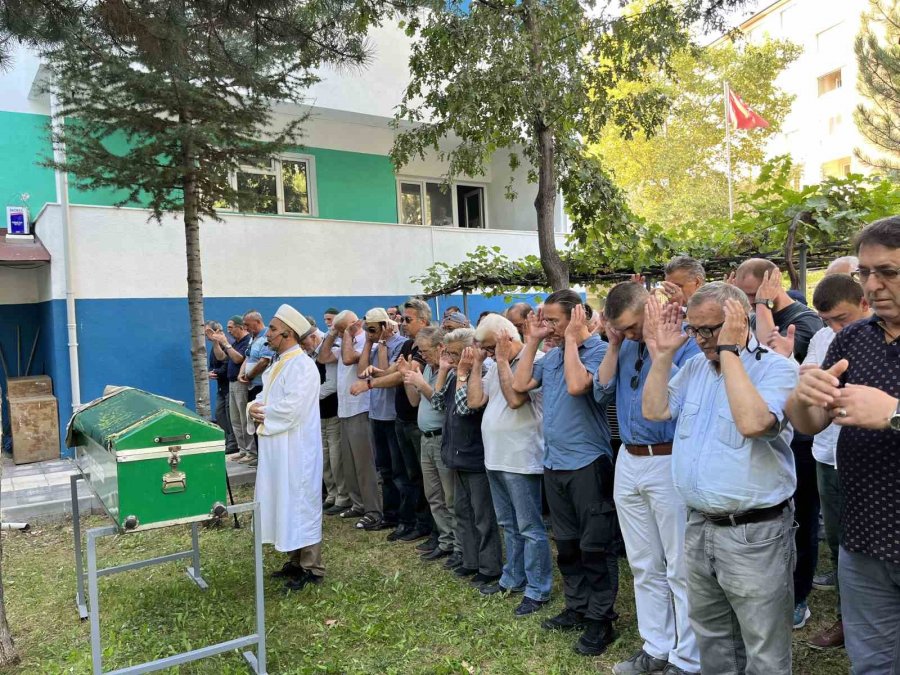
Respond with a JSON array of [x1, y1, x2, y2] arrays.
[[466, 313, 553, 617], [248, 305, 324, 590]]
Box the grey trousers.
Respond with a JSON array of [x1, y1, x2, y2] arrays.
[[322, 416, 348, 507], [215, 390, 238, 453], [420, 433, 458, 553], [685, 507, 795, 675], [816, 461, 842, 618], [840, 546, 900, 674], [228, 381, 252, 456], [454, 470, 502, 577], [339, 413, 381, 517]]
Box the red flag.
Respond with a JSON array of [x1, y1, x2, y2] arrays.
[[727, 88, 770, 130]]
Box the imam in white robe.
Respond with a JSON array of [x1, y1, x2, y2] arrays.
[[253, 345, 323, 552]]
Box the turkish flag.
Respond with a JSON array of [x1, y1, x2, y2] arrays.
[[727, 89, 770, 130]]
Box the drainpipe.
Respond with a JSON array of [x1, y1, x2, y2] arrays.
[[49, 84, 81, 410]]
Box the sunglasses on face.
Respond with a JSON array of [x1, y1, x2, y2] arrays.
[[365, 326, 380, 334], [401, 316, 416, 324], [685, 322, 725, 339]]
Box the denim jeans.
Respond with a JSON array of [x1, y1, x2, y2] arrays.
[[487, 470, 552, 602], [685, 507, 795, 675], [816, 461, 841, 618], [370, 418, 400, 522], [840, 546, 900, 674]]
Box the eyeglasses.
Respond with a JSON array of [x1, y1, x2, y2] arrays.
[[365, 326, 380, 334], [684, 322, 725, 339], [852, 267, 900, 283], [401, 316, 416, 324], [479, 343, 496, 356], [629, 343, 646, 390]]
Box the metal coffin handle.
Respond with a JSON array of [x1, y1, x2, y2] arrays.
[[161, 445, 187, 494]]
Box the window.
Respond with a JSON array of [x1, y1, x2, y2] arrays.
[[397, 179, 481, 228], [827, 114, 843, 135], [816, 23, 843, 54], [821, 157, 851, 179], [818, 69, 842, 96], [228, 155, 317, 216]]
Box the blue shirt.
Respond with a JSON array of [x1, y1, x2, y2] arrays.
[[368, 334, 408, 421], [594, 338, 701, 445], [668, 340, 799, 514], [245, 332, 275, 388], [226, 334, 251, 382], [532, 335, 611, 470]]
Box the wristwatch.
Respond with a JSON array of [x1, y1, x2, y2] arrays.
[[890, 401, 900, 431], [457, 374, 469, 383], [754, 299, 775, 310], [715, 345, 741, 357]]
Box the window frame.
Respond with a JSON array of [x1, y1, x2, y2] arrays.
[[395, 176, 489, 229], [230, 153, 318, 217]]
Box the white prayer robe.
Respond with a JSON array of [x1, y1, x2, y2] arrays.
[[253, 345, 323, 552]]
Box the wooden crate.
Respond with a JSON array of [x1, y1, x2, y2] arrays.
[[9, 395, 59, 464], [7, 375, 52, 398]]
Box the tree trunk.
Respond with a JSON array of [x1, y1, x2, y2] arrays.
[[0, 537, 20, 667], [535, 124, 569, 290], [182, 138, 211, 419]]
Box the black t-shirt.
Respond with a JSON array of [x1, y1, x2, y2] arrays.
[[395, 339, 427, 422], [770, 301, 824, 364], [823, 316, 900, 564], [226, 334, 251, 382]]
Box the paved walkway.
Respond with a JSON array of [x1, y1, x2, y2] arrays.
[[0, 453, 256, 524]]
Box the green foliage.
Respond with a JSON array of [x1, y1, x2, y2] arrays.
[[416, 157, 900, 296], [855, 0, 900, 171], [591, 37, 801, 227], [40, 0, 389, 220]]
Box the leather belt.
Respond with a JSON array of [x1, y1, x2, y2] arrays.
[[625, 442, 673, 457], [422, 429, 442, 438], [700, 499, 791, 527]]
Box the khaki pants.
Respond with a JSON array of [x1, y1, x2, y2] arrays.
[[228, 381, 252, 455], [339, 413, 381, 516], [420, 433, 457, 553], [290, 541, 325, 578], [321, 416, 348, 507]]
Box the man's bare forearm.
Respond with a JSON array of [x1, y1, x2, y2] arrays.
[[785, 393, 830, 435], [595, 342, 620, 387], [513, 340, 539, 393], [642, 354, 673, 421], [497, 359, 529, 409]]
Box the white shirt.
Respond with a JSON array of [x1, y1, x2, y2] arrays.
[[804, 326, 839, 466], [481, 351, 544, 474], [335, 331, 370, 418]]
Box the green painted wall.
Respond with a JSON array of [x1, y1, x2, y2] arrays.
[[0, 111, 57, 217], [0, 111, 400, 224]]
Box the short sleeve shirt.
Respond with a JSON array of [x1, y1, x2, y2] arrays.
[[417, 365, 445, 432], [335, 332, 370, 418], [532, 335, 611, 470], [823, 316, 900, 564], [368, 334, 408, 421], [245, 333, 275, 388], [396, 340, 427, 422]]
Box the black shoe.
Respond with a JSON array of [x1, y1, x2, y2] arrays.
[[365, 518, 398, 532], [325, 503, 348, 516], [443, 553, 463, 570], [339, 507, 364, 519], [514, 597, 548, 617], [387, 524, 414, 541], [573, 620, 615, 656], [480, 582, 524, 596], [399, 526, 431, 542], [453, 566, 478, 578], [416, 534, 439, 552], [470, 572, 501, 587], [284, 571, 324, 591], [541, 608, 587, 632], [270, 562, 305, 579], [421, 547, 452, 561]]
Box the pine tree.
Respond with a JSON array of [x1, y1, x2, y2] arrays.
[[855, 0, 900, 171]]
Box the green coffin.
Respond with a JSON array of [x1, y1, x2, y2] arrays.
[[67, 388, 227, 532]]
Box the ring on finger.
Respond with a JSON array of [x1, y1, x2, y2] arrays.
[[837, 408, 848, 418]]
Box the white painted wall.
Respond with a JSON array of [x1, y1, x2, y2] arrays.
[[34, 205, 566, 301], [0, 44, 46, 116]]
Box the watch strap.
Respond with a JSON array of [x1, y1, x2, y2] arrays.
[[715, 345, 741, 356]]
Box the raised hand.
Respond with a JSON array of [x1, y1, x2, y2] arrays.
[[458, 346, 477, 377], [403, 369, 426, 389], [766, 325, 796, 358], [495, 333, 513, 363], [630, 273, 646, 285], [602, 311, 624, 348], [794, 359, 848, 408], [650, 295, 688, 356], [524, 309, 552, 343], [756, 269, 783, 304], [438, 347, 455, 372], [724, 271, 736, 286], [566, 304, 588, 339], [718, 299, 749, 346], [661, 281, 686, 307]]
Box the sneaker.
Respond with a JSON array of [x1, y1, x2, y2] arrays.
[[269, 561, 305, 580], [399, 526, 432, 542], [613, 649, 668, 675], [247, 458, 258, 467], [453, 566, 478, 578], [284, 571, 324, 591], [443, 553, 463, 570], [470, 572, 501, 587], [793, 601, 811, 629], [808, 620, 844, 650], [387, 524, 414, 542], [662, 665, 700, 675], [480, 582, 525, 596], [574, 619, 615, 656], [541, 608, 586, 632], [812, 570, 837, 591], [416, 534, 439, 553], [514, 597, 548, 617], [421, 547, 452, 562], [238, 453, 256, 464], [228, 451, 247, 462]]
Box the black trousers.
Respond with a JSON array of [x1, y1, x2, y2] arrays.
[[544, 455, 618, 622], [370, 418, 400, 522], [455, 470, 502, 576], [394, 419, 432, 530], [792, 437, 820, 604]]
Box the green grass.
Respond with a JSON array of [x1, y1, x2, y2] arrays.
[[2, 486, 849, 674]]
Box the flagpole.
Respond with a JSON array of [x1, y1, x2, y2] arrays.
[[724, 80, 734, 221]]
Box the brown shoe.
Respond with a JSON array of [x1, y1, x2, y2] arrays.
[[808, 620, 844, 650]]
